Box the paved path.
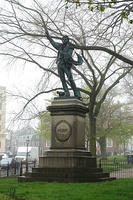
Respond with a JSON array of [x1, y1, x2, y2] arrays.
[[110, 167, 133, 178]]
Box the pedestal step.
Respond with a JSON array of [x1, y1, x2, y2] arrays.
[[18, 174, 116, 183], [18, 166, 116, 182], [32, 167, 103, 173], [25, 171, 110, 179]]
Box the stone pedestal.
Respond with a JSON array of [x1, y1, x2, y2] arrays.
[[18, 98, 115, 182], [48, 98, 89, 150]]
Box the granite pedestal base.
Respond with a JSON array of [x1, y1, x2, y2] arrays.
[[18, 98, 116, 182], [18, 149, 116, 182]]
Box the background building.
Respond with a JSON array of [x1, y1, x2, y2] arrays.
[[0, 86, 6, 155], [5, 126, 50, 157]]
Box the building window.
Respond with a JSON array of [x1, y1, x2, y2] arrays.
[[32, 141, 35, 146], [36, 135, 39, 139], [36, 141, 39, 146], [106, 138, 113, 147], [46, 139, 51, 147]]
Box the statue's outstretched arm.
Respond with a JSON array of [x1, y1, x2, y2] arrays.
[[45, 30, 60, 50]]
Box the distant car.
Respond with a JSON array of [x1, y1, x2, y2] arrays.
[[0, 158, 20, 170], [2, 154, 8, 158]]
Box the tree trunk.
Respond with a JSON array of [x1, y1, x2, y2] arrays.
[[98, 136, 107, 160], [89, 116, 96, 156]]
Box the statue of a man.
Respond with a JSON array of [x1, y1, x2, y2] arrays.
[[45, 30, 83, 99]]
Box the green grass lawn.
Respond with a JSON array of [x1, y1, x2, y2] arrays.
[[0, 177, 133, 200], [106, 155, 128, 162]]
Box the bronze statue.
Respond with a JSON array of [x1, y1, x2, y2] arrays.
[[45, 30, 83, 99]]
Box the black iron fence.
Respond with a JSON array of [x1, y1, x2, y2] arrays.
[[1, 159, 133, 179], [0, 161, 38, 177], [98, 159, 133, 178]]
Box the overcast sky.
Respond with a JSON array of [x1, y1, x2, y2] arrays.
[[0, 0, 58, 130], [0, 58, 54, 130]]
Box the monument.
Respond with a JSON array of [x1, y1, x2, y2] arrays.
[[18, 31, 115, 182], [18, 97, 115, 182]]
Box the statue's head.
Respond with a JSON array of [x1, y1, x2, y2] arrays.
[[62, 35, 69, 44]]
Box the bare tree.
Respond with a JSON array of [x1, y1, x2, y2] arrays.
[[0, 0, 133, 155]]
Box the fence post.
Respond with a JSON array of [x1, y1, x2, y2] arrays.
[[99, 159, 102, 168], [20, 161, 23, 176], [7, 163, 9, 176], [14, 162, 16, 175]]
